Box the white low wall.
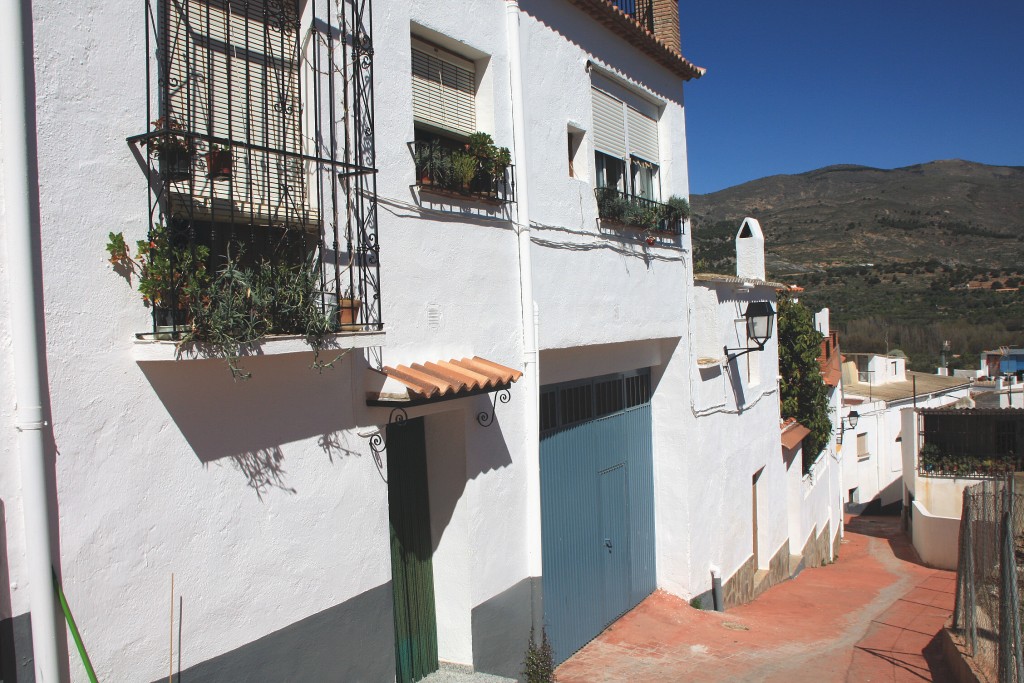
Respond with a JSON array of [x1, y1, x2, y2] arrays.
[[911, 500, 960, 570]]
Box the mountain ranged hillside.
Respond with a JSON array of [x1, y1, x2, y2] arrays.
[[689, 160, 1024, 371]]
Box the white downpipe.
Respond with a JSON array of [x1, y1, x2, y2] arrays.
[[0, 1, 62, 681], [505, 0, 541, 578]]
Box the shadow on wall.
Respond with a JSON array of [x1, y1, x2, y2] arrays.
[[138, 351, 370, 497], [518, 0, 685, 105], [155, 581, 396, 683]]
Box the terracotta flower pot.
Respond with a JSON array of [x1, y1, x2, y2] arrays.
[[206, 149, 232, 180], [338, 298, 362, 331]]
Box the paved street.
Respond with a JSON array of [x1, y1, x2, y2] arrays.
[[556, 516, 957, 682]]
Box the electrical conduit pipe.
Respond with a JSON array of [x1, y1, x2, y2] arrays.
[[0, 0, 63, 679], [504, 0, 542, 580]]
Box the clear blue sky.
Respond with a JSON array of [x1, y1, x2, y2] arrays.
[[679, 1, 1024, 194]]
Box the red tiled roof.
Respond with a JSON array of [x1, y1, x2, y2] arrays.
[[565, 0, 706, 80], [781, 418, 811, 450], [382, 356, 522, 400], [818, 330, 842, 387]]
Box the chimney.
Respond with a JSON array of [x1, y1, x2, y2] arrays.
[[735, 217, 766, 282], [652, 0, 680, 52]]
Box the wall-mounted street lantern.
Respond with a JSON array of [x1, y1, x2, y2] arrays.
[[837, 410, 860, 444], [724, 300, 776, 362]]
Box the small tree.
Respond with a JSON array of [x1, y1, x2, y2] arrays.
[[522, 626, 556, 683], [777, 293, 832, 472]]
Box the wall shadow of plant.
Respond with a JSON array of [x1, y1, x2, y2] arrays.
[[222, 446, 297, 500]]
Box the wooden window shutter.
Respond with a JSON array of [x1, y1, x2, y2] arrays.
[[626, 106, 659, 163], [411, 39, 476, 136], [591, 87, 626, 159]]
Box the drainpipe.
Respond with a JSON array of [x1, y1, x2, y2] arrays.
[[504, 0, 542, 579], [0, 1, 62, 681]]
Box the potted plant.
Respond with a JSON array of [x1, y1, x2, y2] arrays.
[[148, 117, 194, 182], [337, 293, 362, 331], [106, 224, 210, 337], [205, 143, 233, 180], [595, 187, 629, 222], [414, 139, 444, 186], [450, 151, 478, 193]]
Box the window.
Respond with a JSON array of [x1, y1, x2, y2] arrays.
[[567, 128, 584, 178], [135, 0, 381, 334], [409, 38, 514, 204], [857, 433, 869, 460], [591, 84, 660, 199], [411, 38, 477, 137]]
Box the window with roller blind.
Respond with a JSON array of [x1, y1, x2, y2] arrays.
[[591, 85, 661, 200], [411, 38, 477, 139]]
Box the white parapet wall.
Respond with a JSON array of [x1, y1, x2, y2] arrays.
[[911, 500, 960, 570]]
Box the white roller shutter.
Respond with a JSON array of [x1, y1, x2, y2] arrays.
[[412, 39, 476, 136], [627, 106, 659, 163], [591, 87, 626, 159]]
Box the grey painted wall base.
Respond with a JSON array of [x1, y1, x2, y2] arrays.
[[0, 613, 34, 683], [155, 582, 394, 683], [470, 576, 541, 680], [689, 589, 714, 611]]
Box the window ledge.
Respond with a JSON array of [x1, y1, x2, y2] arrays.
[[133, 329, 385, 362], [417, 185, 511, 206]]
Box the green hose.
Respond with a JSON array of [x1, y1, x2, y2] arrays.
[[52, 569, 99, 683]]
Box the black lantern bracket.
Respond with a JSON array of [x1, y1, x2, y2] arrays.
[[724, 300, 776, 363]]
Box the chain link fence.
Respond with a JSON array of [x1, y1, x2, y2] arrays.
[[953, 474, 1024, 682]]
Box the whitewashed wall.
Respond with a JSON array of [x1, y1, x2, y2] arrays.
[[844, 388, 970, 511], [660, 280, 786, 598], [0, 0, 539, 679]]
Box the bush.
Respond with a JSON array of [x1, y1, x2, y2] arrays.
[[522, 626, 556, 683]]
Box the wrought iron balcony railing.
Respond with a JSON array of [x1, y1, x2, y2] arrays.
[[612, 0, 654, 32], [411, 140, 516, 204], [594, 187, 684, 236], [125, 0, 381, 340]]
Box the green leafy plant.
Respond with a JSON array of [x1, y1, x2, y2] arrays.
[[106, 224, 210, 312], [106, 232, 344, 379], [689, 596, 704, 610], [777, 293, 832, 473], [450, 151, 479, 190], [148, 116, 193, 157], [595, 187, 629, 222], [522, 626, 556, 683], [624, 202, 662, 231], [414, 139, 451, 186], [180, 251, 345, 379]]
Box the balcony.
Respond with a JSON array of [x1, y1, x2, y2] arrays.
[[612, 0, 654, 31], [917, 408, 1024, 477], [412, 138, 516, 205], [119, 0, 381, 379], [594, 187, 687, 236]]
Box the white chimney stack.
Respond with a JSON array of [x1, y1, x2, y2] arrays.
[[736, 217, 766, 282]]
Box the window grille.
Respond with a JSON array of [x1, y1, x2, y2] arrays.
[[129, 0, 381, 336], [541, 369, 652, 435]]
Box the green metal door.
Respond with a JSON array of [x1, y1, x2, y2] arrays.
[[387, 418, 439, 683]]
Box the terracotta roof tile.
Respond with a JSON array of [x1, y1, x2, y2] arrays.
[[781, 419, 811, 450], [382, 356, 523, 401]]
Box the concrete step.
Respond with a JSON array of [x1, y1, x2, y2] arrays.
[[419, 662, 518, 683]]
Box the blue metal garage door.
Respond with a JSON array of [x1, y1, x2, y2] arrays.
[[539, 370, 656, 664]]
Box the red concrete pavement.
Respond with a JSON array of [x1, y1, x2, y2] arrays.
[[556, 516, 956, 682]]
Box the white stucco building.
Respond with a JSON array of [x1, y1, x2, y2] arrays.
[[0, 0, 845, 680], [841, 353, 972, 514]]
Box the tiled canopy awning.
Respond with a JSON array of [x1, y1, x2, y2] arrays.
[[781, 418, 811, 451], [366, 356, 522, 407]]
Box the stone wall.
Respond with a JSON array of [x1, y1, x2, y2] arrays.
[[722, 539, 791, 609], [800, 521, 834, 569]]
